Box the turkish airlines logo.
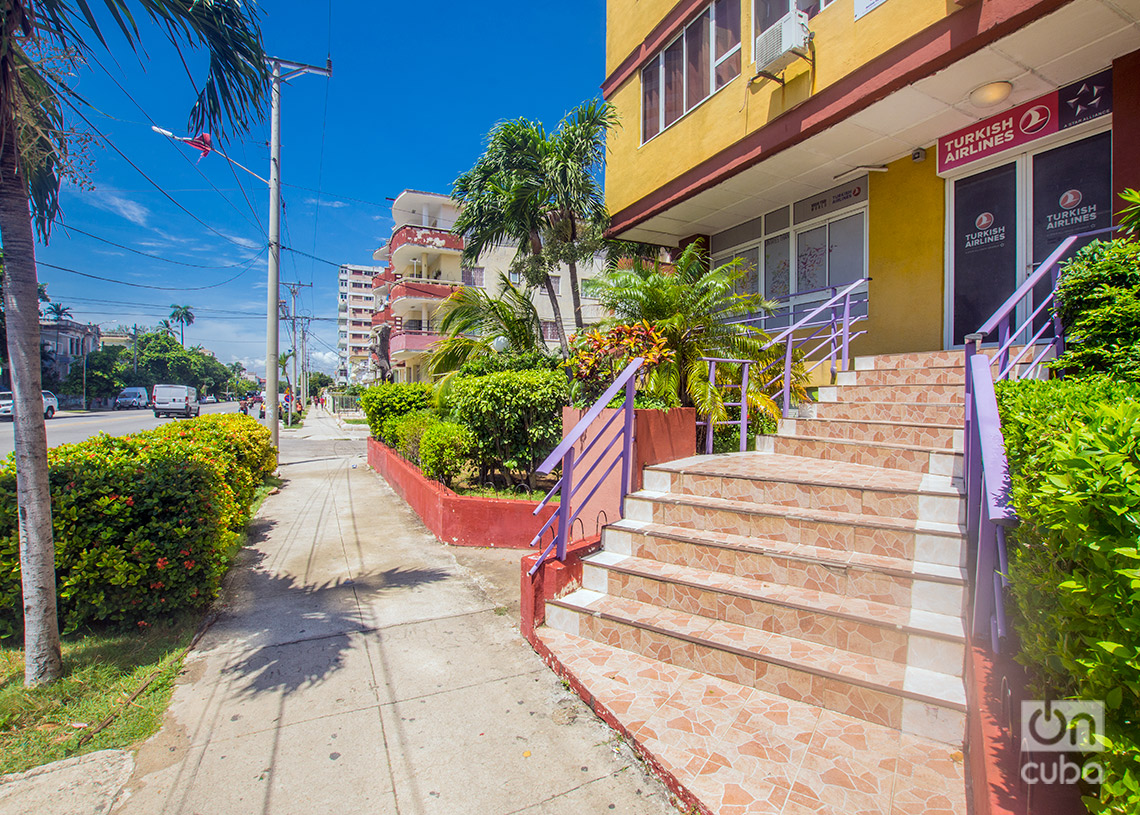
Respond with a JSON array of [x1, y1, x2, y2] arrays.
[[1059, 189, 1083, 210], [1020, 105, 1051, 135], [976, 212, 995, 230]]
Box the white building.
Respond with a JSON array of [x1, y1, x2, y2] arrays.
[[336, 263, 380, 384], [369, 189, 605, 384]]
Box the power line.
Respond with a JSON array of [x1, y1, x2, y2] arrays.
[[39, 253, 262, 291], [281, 244, 343, 267], [57, 222, 265, 268]]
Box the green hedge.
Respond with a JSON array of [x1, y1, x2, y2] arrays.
[[419, 422, 473, 488], [449, 370, 567, 489], [997, 378, 1140, 814], [0, 414, 275, 637], [360, 382, 432, 444]]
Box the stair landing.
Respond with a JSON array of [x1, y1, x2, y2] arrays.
[[539, 628, 967, 815]]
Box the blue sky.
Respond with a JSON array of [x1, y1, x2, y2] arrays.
[[34, 0, 608, 375]]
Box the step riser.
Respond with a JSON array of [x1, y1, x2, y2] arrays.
[[779, 418, 963, 451], [838, 369, 965, 387], [807, 401, 966, 424], [584, 564, 965, 676], [645, 469, 964, 526], [761, 435, 964, 479], [547, 605, 966, 743], [854, 351, 965, 370], [818, 384, 964, 404], [625, 497, 966, 565], [602, 526, 967, 617]]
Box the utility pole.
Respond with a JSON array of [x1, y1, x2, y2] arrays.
[[265, 56, 332, 450], [281, 281, 311, 428], [132, 323, 138, 376]]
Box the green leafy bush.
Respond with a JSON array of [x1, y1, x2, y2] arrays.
[[360, 382, 432, 443], [449, 370, 568, 489], [419, 422, 474, 488], [393, 411, 437, 464], [456, 351, 561, 377], [997, 378, 1140, 814], [0, 414, 275, 638], [1053, 239, 1140, 381]]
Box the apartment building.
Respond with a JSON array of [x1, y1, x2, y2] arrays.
[[368, 189, 603, 384], [336, 263, 380, 384], [40, 319, 100, 383], [603, 0, 1140, 354]]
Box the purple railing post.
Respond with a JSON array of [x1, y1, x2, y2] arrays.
[[705, 360, 718, 454], [620, 376, 635, 514], [739, 362, 751, 453], [556, 449, 574, 562], [841, 292, 852, 372], [997, 315, 1011, 374], [782, 337, 794, 419], [828, 286, 839, 378]]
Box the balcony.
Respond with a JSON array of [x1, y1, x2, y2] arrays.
[[372, 268, 398, 295], [389, 329, 441, 361], [389, 278, 465, 318], [388, 224, 463, 269]]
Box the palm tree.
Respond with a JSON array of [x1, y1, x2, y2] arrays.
[[584, 242, 798, 423], [169, 305, 195, 347], [0, 2, 268, 686], [426, 272, 546, 379], [452, 101, 618, 354], [156, 319, 177, 338]]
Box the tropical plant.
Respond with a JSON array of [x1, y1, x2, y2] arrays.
[[452, 100, 618, 352], [0, 0, 268, 685], [584, 241, 796, 424], [566, 321, 675, 407], [156, 319, 177, 338], [1119, 188, 1140, 236], [426, 272, 545, 380], [169, 304, 195, 347]]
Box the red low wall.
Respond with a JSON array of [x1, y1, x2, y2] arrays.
[[367, 437, 558, 549]]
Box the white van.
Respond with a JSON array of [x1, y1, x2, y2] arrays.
[[152, 385, 200, 419]]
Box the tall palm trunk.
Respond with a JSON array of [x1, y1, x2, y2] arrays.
[[531, 230, 569, 354], [0, 135, 62, 685], [564, 212, 584, 332]]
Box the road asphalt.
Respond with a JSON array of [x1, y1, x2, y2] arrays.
[[0, 408, 677, 815]]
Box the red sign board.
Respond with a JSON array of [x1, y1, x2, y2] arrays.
[[938, 69, 1112, 174]]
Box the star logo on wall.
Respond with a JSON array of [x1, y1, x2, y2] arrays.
[[1065, 82, 1105, 117]]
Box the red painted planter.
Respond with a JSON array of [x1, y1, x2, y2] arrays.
[[366, 437, 557, 549], [559, 406, 697, 540]]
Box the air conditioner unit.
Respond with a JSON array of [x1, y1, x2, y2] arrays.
[[754, 9, 810, 75]]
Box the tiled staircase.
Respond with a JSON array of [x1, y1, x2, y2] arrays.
[[535, 350, 970, 814]]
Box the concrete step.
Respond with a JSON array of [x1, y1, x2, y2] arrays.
[[837, 367, 965, 387], [818, 383, 964, 405], [759, 433, 964, 479], [806, 400, 965, 425], [581, 551, 965, 674], [777, 417, 963, 452], [547, 591, 967, 742], [624, 491, 966, 564], [643, 454, 963, 525], [853, 350, 965, 370], [602, 519, 967, 617]]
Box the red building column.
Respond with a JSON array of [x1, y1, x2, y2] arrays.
[[1112, 49, 1140, 219]]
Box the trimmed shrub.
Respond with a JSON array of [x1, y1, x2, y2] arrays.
[[997, 378, 1140, 814], [393, 411, 437, 464], [1053, 239, 1140, 381], [360, 382, 432, 443], [457, 351, 561, 377], [449, 369, 568, 489], [419, 422, 473, 488], [0, 413, 275, 637]]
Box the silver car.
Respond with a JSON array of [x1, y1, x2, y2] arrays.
[[0, 390, 59, 420]]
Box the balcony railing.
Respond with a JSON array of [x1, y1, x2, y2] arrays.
[[389, 329, 441, 356], [389, 279, 465, 309]]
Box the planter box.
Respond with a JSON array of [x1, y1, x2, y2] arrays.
[[559, 407, 697, 540], [367, 437, 557, 549]]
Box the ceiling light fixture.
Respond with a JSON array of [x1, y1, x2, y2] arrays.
[[968, 81, 1013, 108]]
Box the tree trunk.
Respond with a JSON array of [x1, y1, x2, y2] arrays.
[[529, 231, 570, 354], [0, 134, 62, 685], [565, 213, 584, 331]]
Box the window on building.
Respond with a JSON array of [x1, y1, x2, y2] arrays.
[[549, 275, 561, 295], [462, 267, 485, 287], [541, 321, 560, 342], [755, 0, 829, 39], [642, 0, 741, 143]]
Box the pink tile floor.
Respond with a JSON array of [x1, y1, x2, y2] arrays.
[[540, 627, 967, 815]]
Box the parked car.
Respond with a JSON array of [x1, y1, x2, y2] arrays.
[[203, 394, 218, 404], [114, 387, 150, 410], [0, 390, 59, 420], [152, 384, 200, 419]]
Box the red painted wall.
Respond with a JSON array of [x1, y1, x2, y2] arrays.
[[1113, 49, 1140, 219], [367, 438, 558, 549]]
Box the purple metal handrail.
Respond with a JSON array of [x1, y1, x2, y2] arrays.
[[701, 278, 870, 452], [526, 357, 644, 576], [963, 227, 1115, 651]]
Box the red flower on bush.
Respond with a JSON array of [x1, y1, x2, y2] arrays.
[[183, 560, 195, 570], [155, 557, 169, 570]]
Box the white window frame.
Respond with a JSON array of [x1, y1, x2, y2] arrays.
[[754, 0, 833, 40], [641, 1, 742, 144]]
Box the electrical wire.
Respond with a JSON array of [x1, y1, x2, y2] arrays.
[[281, 245, 342, 267], [56, 222, 265, 268], [40, 252, 263, 291]]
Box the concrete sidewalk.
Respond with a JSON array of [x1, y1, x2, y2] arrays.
[[83, 415, 675, 814]]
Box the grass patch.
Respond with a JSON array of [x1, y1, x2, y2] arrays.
[[451, 483, 560, 502], [343, 418, 369, 425], [0, 612, 200, 774]]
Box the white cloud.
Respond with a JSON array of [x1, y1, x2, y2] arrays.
[[89, 188, 150, 226], [305, 197, 349, 209]]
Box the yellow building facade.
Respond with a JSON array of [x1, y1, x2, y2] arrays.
[[604, 0, 1140, 354]]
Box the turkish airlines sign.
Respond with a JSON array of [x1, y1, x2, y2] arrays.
[[938, 69, 1112, 174]]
